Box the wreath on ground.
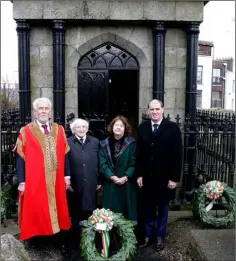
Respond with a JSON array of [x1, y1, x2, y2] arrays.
[[193, 180, 235, 228], [80, 208, 137, 261]]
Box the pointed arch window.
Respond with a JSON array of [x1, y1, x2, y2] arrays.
[[78, 42, 139, 69]]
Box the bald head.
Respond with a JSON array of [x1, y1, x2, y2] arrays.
[[147, 99, 164, 122], [148, 99, 164, 109]]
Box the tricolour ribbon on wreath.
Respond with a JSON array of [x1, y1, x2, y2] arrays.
[[88, 208, 114, 258], [204, 180, 224, 212]]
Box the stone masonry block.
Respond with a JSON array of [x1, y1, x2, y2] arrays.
[[13, 1, 44, 19], [109, 1, 143, 20], [165, 68, 186, 89], [177, 48, 187, 69], [66, 107, 78, 119], [136, 45, 153, 68], [165, 47, 177, 68], [66, 27, 87, 47], [176, 2, 204, 22], [129, 27, 152, 49], [65, 67, 77, 88], [31, 66, 53, 88], [165, 29, 187, 48], [30, 46, 40, 67], [66, 45, 81, 68], [43, 0, 109, 20], [175, 89, 186, 109], [139, 67, 153, 90], [139, 87, 152, 108], [39, 46, 53, 67], [143, 1, 175, 21], [30, 28, 52, 46], [164, 89, 176, 109], [65, 88, 78, 110]]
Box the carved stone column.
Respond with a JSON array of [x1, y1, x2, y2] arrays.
[[185, 22, 200, 120], [52, 20, 66, 125], [153, 22, 166, 104], [16, 20, 31, 123]]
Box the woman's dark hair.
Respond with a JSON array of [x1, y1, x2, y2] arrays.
[[107, 115, 132, 136]]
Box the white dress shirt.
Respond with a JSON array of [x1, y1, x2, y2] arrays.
[[75, 134, 86, 143], [151, 119, 162, 132], [36, 120, 50, 133]]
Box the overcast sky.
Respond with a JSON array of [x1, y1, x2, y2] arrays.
[[1, 1, 235, 83]]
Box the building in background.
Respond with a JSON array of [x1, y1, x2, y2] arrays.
[[212, 57, 235, 111], [197, 40, 214, 109]]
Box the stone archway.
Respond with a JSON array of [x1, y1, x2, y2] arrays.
[[77, 42, 140, 137]]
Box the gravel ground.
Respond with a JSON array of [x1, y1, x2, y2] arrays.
[[16, 217, 201, 261]]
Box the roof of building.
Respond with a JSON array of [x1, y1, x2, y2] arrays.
[[198, 40, 214, 47]]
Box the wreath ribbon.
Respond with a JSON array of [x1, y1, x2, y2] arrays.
[[88, 208, 114, 257], [204, 180, 224, 212]]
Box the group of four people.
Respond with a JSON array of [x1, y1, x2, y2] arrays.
[[14, 97, 182, 256]]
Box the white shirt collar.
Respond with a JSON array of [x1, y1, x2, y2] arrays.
[[36, 120, 50, 133], [75, 134, 86, 142], [151, 119, 162, 126], [36, 120, 50, 127]]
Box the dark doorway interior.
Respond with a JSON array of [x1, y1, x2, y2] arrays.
[[108, 70, 139, 136]]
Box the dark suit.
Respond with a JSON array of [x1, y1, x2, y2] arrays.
[[67, 134, 99, 232], [136, 118, 182, 239]]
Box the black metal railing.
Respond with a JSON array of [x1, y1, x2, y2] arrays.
[[1, 108, 235, 206]]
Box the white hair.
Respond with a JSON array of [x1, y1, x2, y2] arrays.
[[70, 118, 89, 134], [33, 97, 52, 110]]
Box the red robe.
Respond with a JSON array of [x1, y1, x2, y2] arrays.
[[13, 122, 71, 240]]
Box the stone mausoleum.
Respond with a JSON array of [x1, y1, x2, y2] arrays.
[[13, 0, 206, 135]]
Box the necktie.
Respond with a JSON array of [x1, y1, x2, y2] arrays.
[[79, 138, 84, 144], [41, 124, 49, 135], [153, 124, 159, 135]]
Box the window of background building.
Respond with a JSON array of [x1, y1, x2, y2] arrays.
[[212, 68, 221, 84], [197, 66, 203, 84], [232, 99, 235, 111], [232, 80, 235, 93], [211, 91, 222, 108], [197, 90, 202, 108]]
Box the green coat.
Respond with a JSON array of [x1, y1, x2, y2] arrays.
[[99, 136, 137, 221]]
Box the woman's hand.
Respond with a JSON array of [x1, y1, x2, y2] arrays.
[[115, 176, 128, 185], [110, 175, 119, 183]]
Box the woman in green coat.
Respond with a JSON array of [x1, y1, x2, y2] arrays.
[[99, 115, 137, 221]]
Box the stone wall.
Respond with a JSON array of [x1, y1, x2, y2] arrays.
[[17, 0, 204, 122], [29, 25, 186, 122]]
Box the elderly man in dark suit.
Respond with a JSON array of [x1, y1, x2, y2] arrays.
[[67, 118, 100, 243], [136, 99, 182, 252]]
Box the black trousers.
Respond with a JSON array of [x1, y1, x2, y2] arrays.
[[67, 191, 92, 233]]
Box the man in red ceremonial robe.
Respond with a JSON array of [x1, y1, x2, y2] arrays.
[[13, 97, 72, 257]]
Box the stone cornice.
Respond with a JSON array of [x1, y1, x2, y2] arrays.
[[13, 0, 204, 22]]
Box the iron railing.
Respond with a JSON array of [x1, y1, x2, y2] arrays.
[[1, 108, 235, 206]]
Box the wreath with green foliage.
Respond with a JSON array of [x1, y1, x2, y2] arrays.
[[80, 211, 137, 261], [193, 181, 235, 228]]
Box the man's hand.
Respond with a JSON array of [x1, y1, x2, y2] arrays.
[[137, 177, 143, 188], [65, 179, 74, 192], [115, 176, 128, 185], [96, 185, 102, 190], [168, 180, 177, 189], [18, 183, 25, 195]]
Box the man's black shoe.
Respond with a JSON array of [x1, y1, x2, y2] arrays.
[[59, 245, 70, 258], [155, 237, 164, 252]]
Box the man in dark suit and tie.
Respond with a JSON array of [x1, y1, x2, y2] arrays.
[[136, 99, 182, 252]]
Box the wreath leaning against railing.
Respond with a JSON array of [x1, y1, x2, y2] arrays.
[[193, 180, 235, 228], [80, 208, 137, 261]]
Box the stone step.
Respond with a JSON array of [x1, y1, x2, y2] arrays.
[[189, 229, 235, 261]]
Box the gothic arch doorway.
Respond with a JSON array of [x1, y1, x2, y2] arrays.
[[78, 42, 139, 138]]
